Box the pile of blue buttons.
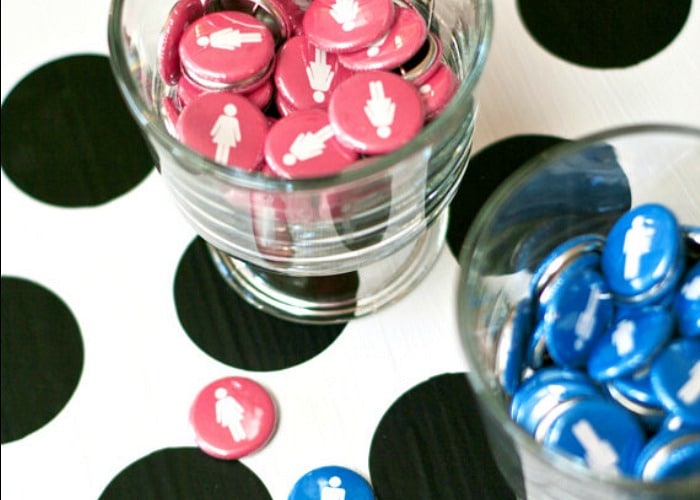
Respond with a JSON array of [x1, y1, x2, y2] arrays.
[[499, 202, 699, 482]]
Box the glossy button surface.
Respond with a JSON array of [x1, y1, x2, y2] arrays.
[[675, 261, 700, 338], [158, 0, 204, 85], [635, 427, 700, 481], [264, 109, 358, 178], [328, 70, 424, 155], [541, 398, 646, 476], [601, 203, 684, 304], [189, 376, 277, 459], [302, 0, 396, 53], [418, 62, 458, 121], [274, 35, 355, 111], [179, 11, 275, 90], [337, 3, 427, 71], [288, 465, 374, 500], [650, 338, 700, 425], [176, 92, 268, 170], [587, 306, 674, 382]]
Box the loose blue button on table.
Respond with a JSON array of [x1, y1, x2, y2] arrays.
[[510, 367, 602, 437], [675, 261, 700, 338], [587, 306, 674, 382], [650, 338, 700, 426], [289, 465, 374, 500], [601, 203, 684, 305], [541, 398, 646, 477], [634, 427, 700, 481]]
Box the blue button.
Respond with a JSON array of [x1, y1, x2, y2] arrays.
[[634, 427, 700, 481], [587, 306, 674, 382], [510, 367, 602, 437], [496, 300, 533, 395], [541, 264, 614, 368], [605, 370, 666, 432], [601, 203, 684, 305], [529, 233, 605, 300], [541, 398, 646, 477], [525, 320, 548, 369], [289, 466, 374, 500], [608, 365, 662, 408], [650, 338, 700, 426], [675, 261, 700, 338]]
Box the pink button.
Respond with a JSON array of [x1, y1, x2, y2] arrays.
[[264, 109, 358, 178], [328, 70, 424, 155], [179, 11, 275, 91], [274, 35, 355, 111], [203, 0, 303, 42], [157, 0, 204, 85], [177, 71, 274, 110], [398, 31, 442, 87], [418, 62, 458, 121], [274, 91, 299, 117], [189, 376, 277, 460], [176, 92, 268, 171], [302, 0, 396, 53], [161, 95, 181, 137], [337, 3, 427, 71]]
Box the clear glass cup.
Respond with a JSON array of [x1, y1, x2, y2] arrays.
[[458, 124, 700, 499], [107, 0, 493, 323]]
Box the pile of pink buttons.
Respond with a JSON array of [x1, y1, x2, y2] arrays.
[[158, 0, 459, 179]]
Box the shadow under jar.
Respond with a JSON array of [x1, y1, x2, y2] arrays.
[[108, 0, 492, 323]]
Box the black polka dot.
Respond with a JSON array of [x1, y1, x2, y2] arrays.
[[518, 0, 691, 68], [1, 276, 83, 443], [369, 373, 516, 499], [99, 447, 272, 499], [447, 135, 566, 257], [174, 238, 347, 371], [0, 55, 154, 207]]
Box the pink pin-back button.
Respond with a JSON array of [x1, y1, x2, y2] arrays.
[[177, 70, 274, 110], [302, 0, 396, 53], [158, 0, 204, 85], [176, 92, 268, 171], [161, 95, 181, 137], [397, 31, 443, 87], [203, 0, 303, 43], [337, 3, 427, 71], [179, 11, 275, 91], [189, 376, 277, 460], [274, 91, 299, 117], [274, 35, 355, 111], [418, 62, 458, 121], [264, 109, 358, 178], [328, 70, 424, 155]]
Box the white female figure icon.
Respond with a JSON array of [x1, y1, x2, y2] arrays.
[[215, 387, 247, 442], [210, 104, 241, 165]]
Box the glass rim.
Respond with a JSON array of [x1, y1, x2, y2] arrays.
[[458, 121, 700, 491], [106, 0, 494, 191]]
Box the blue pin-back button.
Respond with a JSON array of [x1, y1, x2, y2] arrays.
[[601, 203, 684, 305], [540, 262, 614, 368], [495, 300, 533, 395], [541, 398, 646, 477], [675, 261, 700, 338], [605, 368, 666, 431], [650, 338, 700, 426], [510, 367, 602, 437], [587, 306, 674, 382], [288, 465, 374, 500], [634, 427, 700, 482]]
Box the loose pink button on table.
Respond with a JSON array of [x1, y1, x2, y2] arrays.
[[265, 109, 358, 178], [190, 376, 277, 460], [274, 35, 355, 111], [337, 3, 427, 71], [158, 0, 204, 85], [179, 11, 275, 91], [328, 70, 424, 155], [176, 92, 268, 171], [302, 0, 396, 53]]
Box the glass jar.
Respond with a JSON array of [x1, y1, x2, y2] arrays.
[[108, 0, 493, 323]]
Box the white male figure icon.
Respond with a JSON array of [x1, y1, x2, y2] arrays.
[[574, 287, 600, 350], [210, 104, 241, 164], [571, 419, 620, 475], [678, 361, 700, 405], [611, 319, 636, 356], [215, 387, 247, 442], [321, 476, 346, 500], [364, 80, 395, 138], [622, 215, 655, 280]]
